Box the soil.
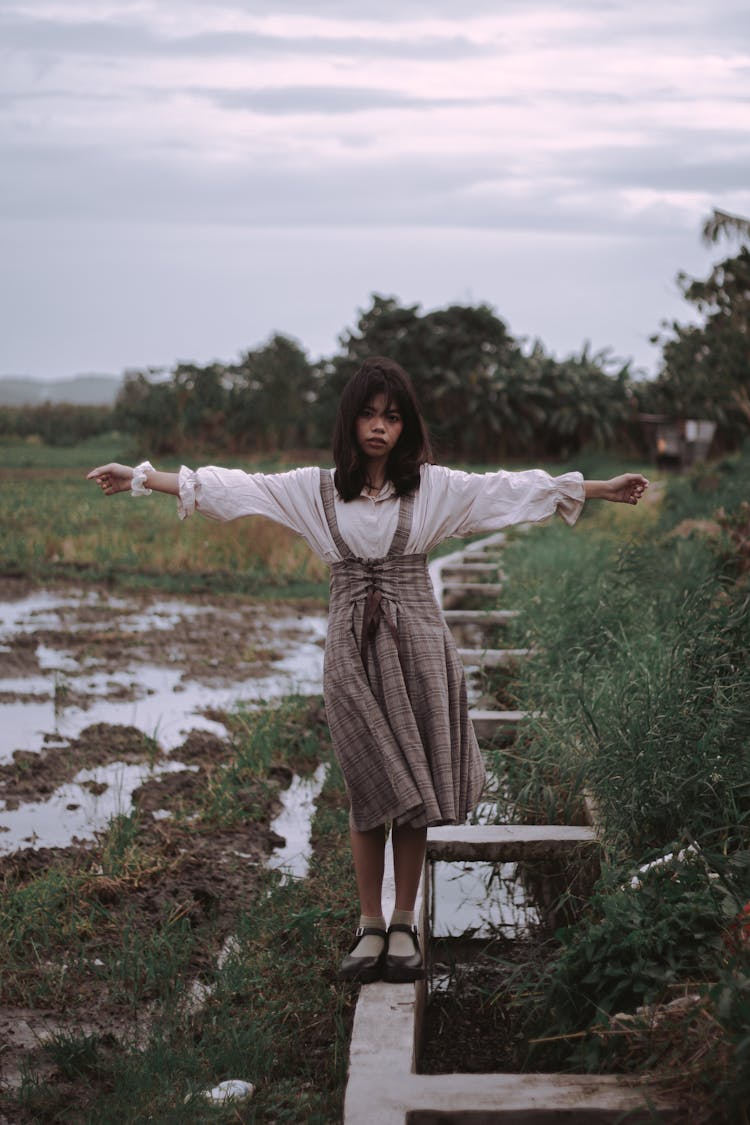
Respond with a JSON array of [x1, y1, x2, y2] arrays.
[[0, 726, 294, 1092], [420, 941, 551, 1075], [0, 578, 328, 1094]]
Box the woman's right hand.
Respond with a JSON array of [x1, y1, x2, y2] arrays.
[[87, 463, 134, 495]]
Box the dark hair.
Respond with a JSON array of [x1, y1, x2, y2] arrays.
[[333, 357, 433, 501]]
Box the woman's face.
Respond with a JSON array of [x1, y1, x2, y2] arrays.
[[355, 393, 404, 460]]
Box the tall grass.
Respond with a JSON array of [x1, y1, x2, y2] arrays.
[[502, 457, 750, 855], [489, 448, 750, 1118]]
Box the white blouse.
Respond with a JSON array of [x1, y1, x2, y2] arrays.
[[177, 463, 585, 564]]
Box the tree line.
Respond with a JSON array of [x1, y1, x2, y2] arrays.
[[0, 402, 115, 447], [5, 211, 748, 458], [112, 301, 640, 460]]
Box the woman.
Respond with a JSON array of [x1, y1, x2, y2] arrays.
[[89, 356, 648, 984]]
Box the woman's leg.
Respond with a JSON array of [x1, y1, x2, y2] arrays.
[[391, 823, 427, 910], [386, 823, 427, 978], [350, 823, 387, 915], [338, 824, 388, 980]]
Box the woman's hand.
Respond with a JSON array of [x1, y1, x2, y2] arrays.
[[87, 463, 134, 495], [584, 474, 649, 505]]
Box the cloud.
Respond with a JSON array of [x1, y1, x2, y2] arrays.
[[0, 11, 490, 62], [2, 0, 749, 378], [8, 129, 743, 242], [199, 86, 526, 115]]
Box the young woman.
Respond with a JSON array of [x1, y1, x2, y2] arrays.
[[88, 356, 648, 984]]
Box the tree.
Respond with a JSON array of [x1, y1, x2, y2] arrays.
[[326, 295, 526, 458], [701, 208, 750, 247], [173, 362, 229, 447], [114, 370, 181, 454], [326, 295, 633, 459], [651, 213, 750, 444], [227, 335, 315, 452]]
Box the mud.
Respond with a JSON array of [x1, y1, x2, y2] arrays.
[[0, 698, 329, 1095], [0, 576, 326, 701], [0, 808, 282, 1091], [0, 580, 332, 1094], [0, 588, 327, 850]]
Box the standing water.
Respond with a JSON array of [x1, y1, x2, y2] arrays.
[[0, 586, 326, 854]]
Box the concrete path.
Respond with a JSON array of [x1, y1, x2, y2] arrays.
[[343, 529, 678, 1123]]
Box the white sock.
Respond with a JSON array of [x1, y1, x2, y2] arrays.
[[389, 909, 418, 958], [351, 914, 386, 959]]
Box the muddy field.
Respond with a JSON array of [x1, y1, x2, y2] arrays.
[[0, 579, 332, 1104], [0, 577, 327, 840]]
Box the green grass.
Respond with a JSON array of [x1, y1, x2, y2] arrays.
[[500, 454, 750, 854], [1, 442, 330, 598], [480, 447, 750, 1119], [0, 432, 136, 470]]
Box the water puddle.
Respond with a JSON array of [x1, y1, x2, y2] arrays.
[[430, 795, 541, 940], [0, 588, 327, 761], [266, 763, 329, 880], [0, 758, 198, 852], [431, 860, 540, 938], [0, 586, 327, 854]]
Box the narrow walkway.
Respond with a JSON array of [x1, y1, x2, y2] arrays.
[[343, 531, 679, 1123]]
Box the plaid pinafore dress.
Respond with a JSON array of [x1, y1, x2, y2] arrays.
[[320, 468, 486, 832]]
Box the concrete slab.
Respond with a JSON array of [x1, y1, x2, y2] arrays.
[[442, 562, 500, 574], [462, 532, 506, 553], [443, 610, 519, 625], [470, 710, 539, 738], [458, 648, 531, 667], [426, 825, 597, 862], [344, 983, 417, 1125], [441, 583, 505, 595], [403, 1072, 681, 1122]]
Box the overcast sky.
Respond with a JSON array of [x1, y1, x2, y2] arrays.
[[2, 0, 749, 380]]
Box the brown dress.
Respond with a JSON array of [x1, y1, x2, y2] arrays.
[[320, 469, 486, 832]]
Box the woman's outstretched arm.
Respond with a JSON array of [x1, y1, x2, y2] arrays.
[[86, 462, 178, 496], [583, 474, 649, 505]]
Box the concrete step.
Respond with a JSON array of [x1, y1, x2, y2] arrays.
[[345, 984, 678, 1125], [346, 1069, 681, 1123], [443, 610, 519, 625], [463, 531, 506, 553], [426, 823, 596, 862], [441, 561, 500, 575], [470, 709, 539, 737], [458, 647, 531, 667], [441, 581, 504, 595]]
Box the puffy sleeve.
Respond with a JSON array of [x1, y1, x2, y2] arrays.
[[177, 464, 332, 553], [414, 464, 585, 548]]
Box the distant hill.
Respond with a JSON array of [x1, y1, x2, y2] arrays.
[[0, 374, 123, 407]]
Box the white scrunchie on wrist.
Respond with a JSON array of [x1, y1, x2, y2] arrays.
[[131, 461, 154, 497]]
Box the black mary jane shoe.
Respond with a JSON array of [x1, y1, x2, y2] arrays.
[[337, 926, 386, 983], [382, 923, 425, 983]]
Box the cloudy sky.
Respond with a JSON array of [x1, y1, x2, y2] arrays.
[[2, 0, 749, 381]]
